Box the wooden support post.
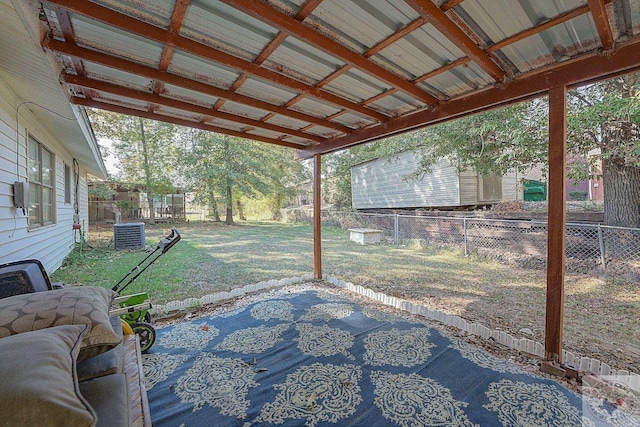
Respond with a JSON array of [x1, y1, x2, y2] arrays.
[[545, 85, 567, 363], [313, 154, 322, 280]]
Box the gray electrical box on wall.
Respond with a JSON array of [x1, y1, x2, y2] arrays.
[[13, 181, 28, 210]]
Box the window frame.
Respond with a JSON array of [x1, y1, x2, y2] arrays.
[[27, 134, 55, 228], [64, 163, 71, 205]]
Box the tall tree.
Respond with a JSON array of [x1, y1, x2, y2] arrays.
[[567, 74, 640, 227], [89, 111, 177, 224], [177, 129, 307, 223], [255, 144, 309, 220]]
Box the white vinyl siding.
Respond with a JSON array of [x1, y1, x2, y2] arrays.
[[351, 151, 520, 210], [351, 153, 461, 209], [0, 78, 89, 273]]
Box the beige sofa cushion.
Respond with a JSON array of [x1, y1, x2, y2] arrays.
[[0, 324, 97, 426], [0, 286, 121, 360]]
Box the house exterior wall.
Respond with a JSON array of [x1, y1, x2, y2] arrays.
[[351, 152, 461, 209], [0, 77, 89, 273]]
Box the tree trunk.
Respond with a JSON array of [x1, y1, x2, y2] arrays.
[[223, 136, 234, 225], [146, 193, 155, 225], [603, 158, 640, 228], [272, 193, 282, 220], [225, 178, 234, 225], [236, 200, 246, 221], [209, 191, 221, 222]]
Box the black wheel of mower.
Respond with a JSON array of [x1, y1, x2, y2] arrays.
[[131, 322, 156, 352]]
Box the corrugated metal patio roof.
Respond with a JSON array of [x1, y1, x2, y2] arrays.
[[32, 0, 640, 157]]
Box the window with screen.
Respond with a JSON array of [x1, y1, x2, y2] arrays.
[[28, 135, 55, 228]]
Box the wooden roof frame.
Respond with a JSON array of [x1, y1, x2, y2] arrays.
[[34, 0, 640, 367], [40, 0, 636, 157]]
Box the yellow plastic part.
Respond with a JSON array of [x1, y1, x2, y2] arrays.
[[121, 319, 133, 335]]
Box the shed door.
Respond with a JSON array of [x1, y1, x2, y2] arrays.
[[481, 174, 502, 202]]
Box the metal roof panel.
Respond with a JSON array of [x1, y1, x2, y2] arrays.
[[331, 112, 375, 129], [458, 0, 586, 44], [303, 125, 344, 138], [368, 91, 425, 116], [422, 62, 494, 99], [372, 23, 466, 80], [203, 117, 250, 132], [182, 0, 277, 61], [154, 104, 201, 121], [93, 0, 173, 28], [265, 37, 344, 85], [284, 136, 312, 146], [70, 14, 163, 68], [498, 14, 600, 74], [289, 97, 342, 118], [235, 76, 299, 106], [91, 93, 148, 110], [168, 50, 240, 89], [307, 0, 420, 54], [323, 68, 392, 104], [162, 84, 220, 108], [218, 100, 270, 121], [265, 114, 310, 130], [246, 128, 285, 140], [31, 0, 640, 156], [82, 62, 154, 91]]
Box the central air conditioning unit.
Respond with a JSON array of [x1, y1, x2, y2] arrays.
[[114, 222, 145, 250]]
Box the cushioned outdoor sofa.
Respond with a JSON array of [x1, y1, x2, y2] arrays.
[[0, 260, 150, 427]]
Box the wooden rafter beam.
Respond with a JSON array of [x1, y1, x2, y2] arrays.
[[62, 74, 325, 144], [588, 0, 614, 50], [151, 0, 190, 110], [44, 39, 352, 134], [216, 0, 323, 112], [365, 17, 427, 58], [54, 8, 86, 78], [41, 0, 386, 121], [487, 5, 591, 53], [220, 0, 440, 106], [341, 3, 601, 108], [71, 97, 306, 149], [361, 57, 469, 107], [406, 0, 505, 82], [298, 36, 640, 158], [316, 17, 427, 90], [441, 0, 465, 12]]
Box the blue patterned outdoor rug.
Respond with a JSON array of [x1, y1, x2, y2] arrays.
[[143, 285, 638, 426]]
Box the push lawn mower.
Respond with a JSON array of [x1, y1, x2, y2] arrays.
[[109, 227, 180, 352]]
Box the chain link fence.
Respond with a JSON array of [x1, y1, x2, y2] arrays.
[[314, 211, 640, 272]]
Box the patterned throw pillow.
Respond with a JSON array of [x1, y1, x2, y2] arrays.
[[0, 324, 97, 426], [0, 286, 121, 360]]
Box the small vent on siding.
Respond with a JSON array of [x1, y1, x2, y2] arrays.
[[114, 222, 145, 250]]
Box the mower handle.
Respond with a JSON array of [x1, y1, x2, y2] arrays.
[[158, 227, 180, 253]]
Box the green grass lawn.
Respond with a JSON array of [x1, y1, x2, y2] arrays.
[[52, 222, 314, 303], [51, 220, 639, 373]]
